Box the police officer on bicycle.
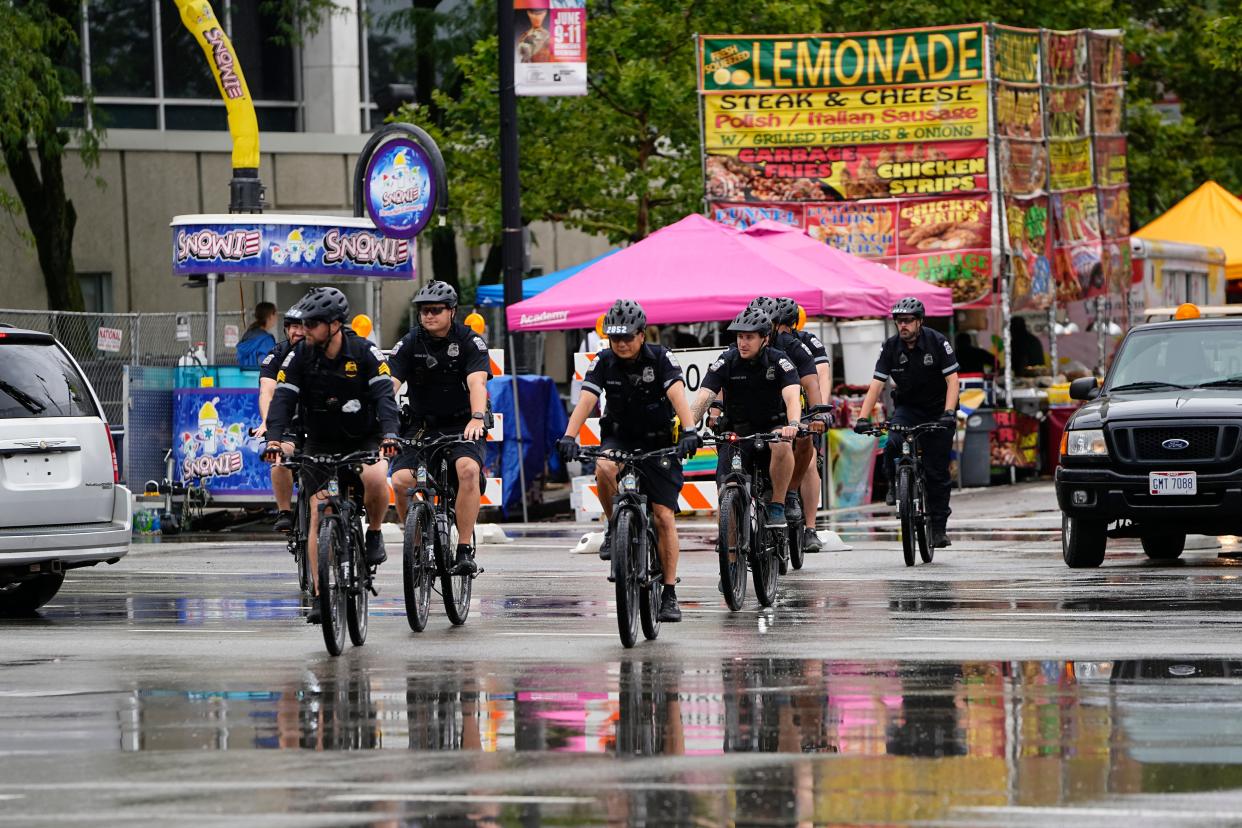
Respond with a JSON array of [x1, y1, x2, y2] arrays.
[[557, 300, 701, 623], [264, 287, 401, 623], [388, 280, 492, 577], [258, 305, 305, 534], [691, 306, 802, 527], [854, 297, 959, 548]]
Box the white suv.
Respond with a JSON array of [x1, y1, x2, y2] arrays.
[[0, 325, 132, 613]]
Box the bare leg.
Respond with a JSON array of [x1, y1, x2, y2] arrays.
[[360, 459, 390, 531], [652, 504, 679, 585], [595, 458, 619, 521], [769, 442, 795, 502], [392, 468, 415, 523], [800, 461, 820, 530], [306, 490, 330, 593], [454, 457, 482, 542], [791, 436, 813, 490], [272, 466, 293, 512]]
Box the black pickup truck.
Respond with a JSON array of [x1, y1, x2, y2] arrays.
[[1056, 316, 1242, 567]]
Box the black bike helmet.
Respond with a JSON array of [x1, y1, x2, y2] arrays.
[[890, 296, 925, 319], [602, 299, 646, 336], [297, 287, 350, 323], [413, 279, 458, 308], [283, 305, 304, 327], [771, 297, 800, 327], [748, 296, 777, 316], [727, 306, 773, 337]]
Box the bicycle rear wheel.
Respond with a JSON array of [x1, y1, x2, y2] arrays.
[[437, 514, 472, 625], [638, 524, 661, 642], [346, 519, 368, 647], [897, 465, 916, 567], [317, 517, 347, 656], [915, 476, 933, 563], [403, 503, 434, 632], [295, 496, 312, 593], [752, 515, 779, 607], [717, 486, 748, 611], [613, 509, 640, 648]]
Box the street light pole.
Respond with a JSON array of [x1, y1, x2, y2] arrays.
[[497, 0, 523, 356]]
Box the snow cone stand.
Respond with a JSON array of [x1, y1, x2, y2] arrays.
[[161, 1, 478, 507]]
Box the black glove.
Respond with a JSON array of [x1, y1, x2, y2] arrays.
[[939, 410, 957, 429], [380, 435, 401, 458], [557, 435, 580, 463], [853, 418, 872, 435], [677, 428, 703, 460]]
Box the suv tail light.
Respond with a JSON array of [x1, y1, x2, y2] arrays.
[[104, 425, 119, 483]]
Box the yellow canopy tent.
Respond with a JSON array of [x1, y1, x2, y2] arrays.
[[1135, 181, 1242, 281]]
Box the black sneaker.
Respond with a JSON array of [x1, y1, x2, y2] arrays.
[[451, 543, 478, 576], [306, 602, 322, 625], [598, 531, 612, 561], [802, 527, 823, 553], [365, 530, 387, 567], [933, 531, 951, 548], [784, 493, 801, 523], [658, 592, 682, 622], [274, 510, 295, 533], [885, 488, 896, 507]]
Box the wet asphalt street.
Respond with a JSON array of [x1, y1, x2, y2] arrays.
[[7, 482, 1242, 826]]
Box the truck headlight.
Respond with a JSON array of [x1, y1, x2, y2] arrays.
[[1063, 428, 1108, 457]]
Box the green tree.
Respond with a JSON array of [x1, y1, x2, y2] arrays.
[[0, 0, 95, 312]]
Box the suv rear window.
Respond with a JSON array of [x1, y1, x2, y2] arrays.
[[0, 342, 100, 419]]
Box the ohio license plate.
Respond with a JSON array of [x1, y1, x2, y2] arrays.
[[1149, 471, 1197, 495]]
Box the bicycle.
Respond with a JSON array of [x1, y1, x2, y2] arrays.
[[861, 421, 945, 567], [783, 404, 833, 574], [286, 450, 381, 655], [579, 445, 679, 648], [276, 455, 314, 595], [711, 431, 791, 611], [396, 435, 483, 631]]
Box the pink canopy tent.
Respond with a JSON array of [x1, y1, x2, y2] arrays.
[[506, 214, 890, 331], [742, 220, 954, 317]]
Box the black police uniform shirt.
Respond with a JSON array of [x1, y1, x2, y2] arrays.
[[702, 345, 800, 428], [267, 329, 400, 443], [794, 329, 831, 366], [389, 321, 491, 431], [581, 343, 684, 447], [873, 326, 960, 415], [772, 331, 817, 378], [259, 339, 296, 382]]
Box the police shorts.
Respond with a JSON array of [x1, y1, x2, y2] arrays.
[[299, 437, 381, 497], [714, 437, 773, 488], [601, 437, 683, 513], [390, 429, 486, 495]]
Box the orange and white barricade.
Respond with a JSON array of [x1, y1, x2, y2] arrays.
[[481, 477, 504, 507], [571, 475, 717, 517], [578, 417, 603, 447], [488, 348, 506, 377]]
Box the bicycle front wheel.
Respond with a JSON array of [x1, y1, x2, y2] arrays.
[[317, 517, 347, 656], [752, 516, 779, 607], [613, 509, 640, 648], [437, 516, 472, 626], [346, 520, 368, 647], [915, 475, 933, 564], [717, 486, 748, 611], [638, 525, 661, 642], [403, 503, 434, 632], [295, 496, 312, 593], [897, 465, 916, 567]]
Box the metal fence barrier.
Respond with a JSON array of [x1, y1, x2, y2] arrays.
[[0, 309, 246, 426]]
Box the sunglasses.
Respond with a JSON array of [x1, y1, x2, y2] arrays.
[[610, 333, 637, 344], [419, 305, 449, 316], [894, 316, 919, 326], [303, 318, 327, 329]]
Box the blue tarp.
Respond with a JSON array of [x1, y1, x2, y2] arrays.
[[474, 249, 619, 306], [485, 375, 568, 516]]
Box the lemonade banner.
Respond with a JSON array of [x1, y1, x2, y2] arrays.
[[703, 82, 988, 149], [706, 139, 988, 202], [699, 25, 988, 92]]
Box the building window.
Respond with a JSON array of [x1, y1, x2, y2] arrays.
[[89, 0, 155, 98], [79, 272, 114, 314], [360, 0, 417, 131]]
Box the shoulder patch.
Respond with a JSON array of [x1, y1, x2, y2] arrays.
[[280, 351, 296, 368], [391, 339, 404, 355], [276, 369, 286, 382], [378, 361, 391, 376], [261, 353, 274, 366], [809, 335, 823, 348], [943, 340, 953, 354], [710, 359, 725, 372], [474, 336, 487, 351], [370, 345, 385, 362], [779, 358, 795, 373]]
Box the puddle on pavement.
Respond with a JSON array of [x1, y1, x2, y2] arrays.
[[7, 657, 1242, 821]]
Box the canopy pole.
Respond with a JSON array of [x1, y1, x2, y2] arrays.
[[206, 272, 218, 363], [507, 333, 530, 524]]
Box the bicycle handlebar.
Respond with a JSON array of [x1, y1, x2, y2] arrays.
[[394, 434, 475, 451], [578, 445, 683, 463], [859, 421, 948, 438], [274, 450, 381, 469]]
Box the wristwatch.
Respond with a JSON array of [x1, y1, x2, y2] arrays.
[[471, 412, 485, 420]]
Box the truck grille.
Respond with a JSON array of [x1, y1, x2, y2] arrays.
[[1112, 424, 1239, 466]]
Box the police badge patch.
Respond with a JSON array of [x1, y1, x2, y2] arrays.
[[766, 367, 775, 380], [923, 354, 934, 366], [447, 343, 460, 357], [642, 366, 655, 383]]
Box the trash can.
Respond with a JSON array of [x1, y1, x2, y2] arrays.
[[837, 320, 887, 387], [960, 407, 996, 488]]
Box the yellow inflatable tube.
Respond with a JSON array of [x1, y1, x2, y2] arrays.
[[173, 0, 260, 170]]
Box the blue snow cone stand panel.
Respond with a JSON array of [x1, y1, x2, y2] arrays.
[[173, 388, 270, 498]]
